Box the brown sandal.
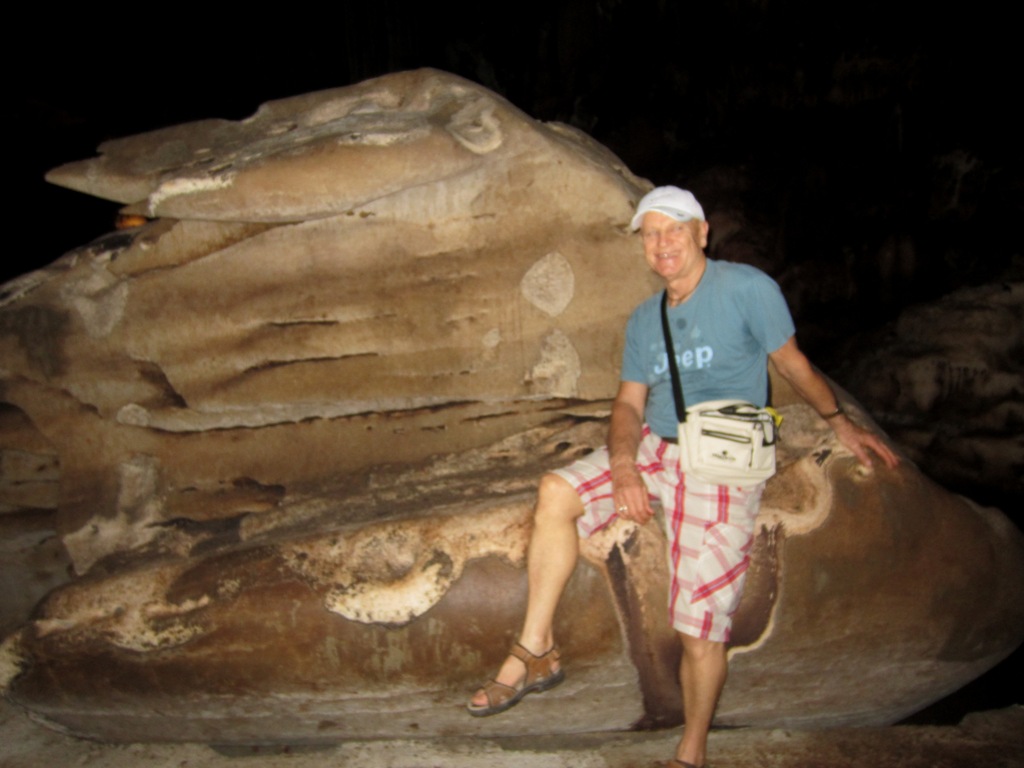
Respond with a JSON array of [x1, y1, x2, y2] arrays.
[[466, 642, 565, 717]]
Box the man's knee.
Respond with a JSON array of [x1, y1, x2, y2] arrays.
[[535, 473, 584, 523], [679, 633, 726, 663]]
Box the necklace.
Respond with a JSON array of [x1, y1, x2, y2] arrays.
[[666, 261, 707, 306]]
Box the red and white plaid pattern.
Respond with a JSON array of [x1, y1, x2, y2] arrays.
[[553, 426, 763, 642]]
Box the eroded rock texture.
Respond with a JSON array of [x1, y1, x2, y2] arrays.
[[3, 68, 655, 575], [1, 70, 1022, 743]]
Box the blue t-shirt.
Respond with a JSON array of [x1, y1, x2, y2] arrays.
[[621, 259, 796, 439]]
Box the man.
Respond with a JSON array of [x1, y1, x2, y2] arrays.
[[467, 187, 899, 768]]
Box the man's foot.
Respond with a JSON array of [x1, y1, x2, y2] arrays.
[[465, 642, 564, 717]]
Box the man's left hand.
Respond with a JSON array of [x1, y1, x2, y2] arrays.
[[830, 416, 901, 469]]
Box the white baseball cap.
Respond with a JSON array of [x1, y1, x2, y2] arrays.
[[630, 186, 705, 231]]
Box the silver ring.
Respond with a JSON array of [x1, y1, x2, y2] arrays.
[[617, 505, 629, 513]]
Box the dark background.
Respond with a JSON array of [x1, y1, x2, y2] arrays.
[[13, 0, 1022, 721], [17, 1, 1021, 295]]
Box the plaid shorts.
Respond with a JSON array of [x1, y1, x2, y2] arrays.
[[552, 426, 763, 642]]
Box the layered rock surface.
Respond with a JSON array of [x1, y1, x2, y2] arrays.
[[1, 69, 1022, 743]]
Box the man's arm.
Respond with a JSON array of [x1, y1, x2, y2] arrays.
[[769, 336, 899, 469], [607, 381, 656, 524]]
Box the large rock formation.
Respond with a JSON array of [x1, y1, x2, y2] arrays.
[[1, 69, 1022, 744], [3, 68, 656, 574]]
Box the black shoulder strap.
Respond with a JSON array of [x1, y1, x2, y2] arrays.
[[660, 290, 773, 418], [660, 290, 687, 424]]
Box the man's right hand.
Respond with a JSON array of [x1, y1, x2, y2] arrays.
[[607, 380, 654, 524], [610, 463, 654, 525]]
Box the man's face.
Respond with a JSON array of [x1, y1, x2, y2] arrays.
[[639, 212, 709, 283]]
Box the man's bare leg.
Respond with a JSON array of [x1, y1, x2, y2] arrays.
[[469, 473, 584, 706], [674, 634, 727, 768]]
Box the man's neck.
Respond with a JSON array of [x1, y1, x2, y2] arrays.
[[664, 257, 708, 307]]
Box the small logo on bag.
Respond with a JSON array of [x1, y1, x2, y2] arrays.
[[711, 450, 736, 463]]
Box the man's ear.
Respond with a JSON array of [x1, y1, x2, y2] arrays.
[[698, 220, 710, 248]]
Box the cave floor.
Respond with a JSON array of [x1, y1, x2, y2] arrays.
[[2, 698, 1021, 768]]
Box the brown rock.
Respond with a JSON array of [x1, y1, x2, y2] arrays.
[[2, 69, 656, 574], [1, 70, 1022, 744]]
